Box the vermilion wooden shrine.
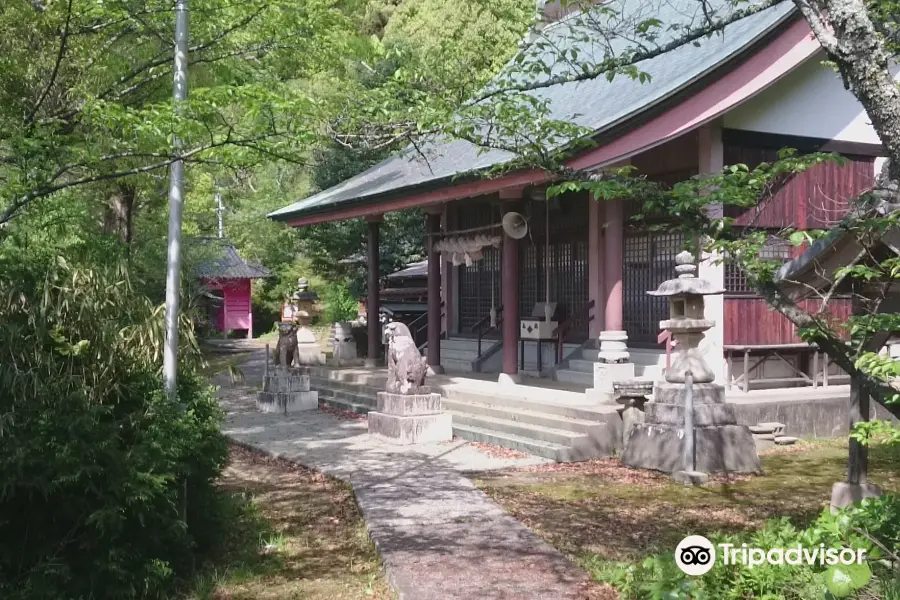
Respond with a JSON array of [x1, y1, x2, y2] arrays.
[[270, 3, 883, 392]]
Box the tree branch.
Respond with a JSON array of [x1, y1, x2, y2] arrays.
[[27, 0, 74, 124], [472, 0, 788, 102]]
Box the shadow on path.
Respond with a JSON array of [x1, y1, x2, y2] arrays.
[[213, 350, 612, 600]]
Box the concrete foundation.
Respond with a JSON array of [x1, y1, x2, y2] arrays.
[[258, 369, 319, 413], [623, 423, 761, 473], [368, 391, 452, 445], [368, 412, 453, 445], [830, 482, 884, 510], [257, 390, 319, 413], [621, 380, 761, 474]]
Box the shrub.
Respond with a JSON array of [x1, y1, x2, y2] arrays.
[[0, 256, 229, 599], [321, 282, 359, 324], [595, 496, 899, 600]]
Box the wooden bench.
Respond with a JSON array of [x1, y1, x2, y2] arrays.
[[724, 343, 849, 392]]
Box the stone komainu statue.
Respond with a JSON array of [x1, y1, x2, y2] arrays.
[[274, 323, 299, 367], [383, 321, 428, 395]]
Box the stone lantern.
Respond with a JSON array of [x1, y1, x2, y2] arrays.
[[289, 278, 325, 365], [620, 251, 760, 474]]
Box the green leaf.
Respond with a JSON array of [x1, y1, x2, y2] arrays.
[[824, 562, 871, 597]]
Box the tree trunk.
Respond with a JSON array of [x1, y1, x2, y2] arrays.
[[798, 0, 900, 179], [103, 183, 135, 246]]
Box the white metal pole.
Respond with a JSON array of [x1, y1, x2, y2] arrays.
[[215, 193, 224, 239], [163, 0, 190, 400]]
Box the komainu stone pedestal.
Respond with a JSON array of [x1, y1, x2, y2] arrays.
[[621, 382, 761, 473], [368, 391, 452, 445], [296, 325, 326, 366], [257, 369, 318, 414]]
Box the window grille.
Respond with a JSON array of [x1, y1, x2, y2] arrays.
[[724, 236, 791, 295], [623, 230, 685, 343]]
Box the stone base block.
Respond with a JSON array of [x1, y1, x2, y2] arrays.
[[621, 423, 761, 474], [653, 381, 725, 404], [593, 361, 635, 393], [830, 482, 883, 511], [368, 411, 452, 445], [622, 404, 646, 448], [376, 392, 442, 416], [333, 342, 358, 362], [295, 346, 326, 366], [257, 390, 319, 413], [673, 470, 709, 486], [263, 373, 310, 393], [644, 402, 737, 426]]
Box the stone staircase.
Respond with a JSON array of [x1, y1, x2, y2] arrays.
[[554, 345, 666, 387], [442, 389, 619, 462], [307, 369, 621, 462], [437, 337, 489, 373]]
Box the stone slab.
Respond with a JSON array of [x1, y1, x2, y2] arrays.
[[264, 373, 310, 393], [748, 424, 775, 434], [257, 390, 318, 413], [644, 402, 738, 426], [654, 381, 726, 404], [830, 482, 883, 510], [621, 423, 761, 474], [368, 411, 453, 445], [774, 436, 799, 445], [673, 470, 709, 486], [376, 391, 442, 416]]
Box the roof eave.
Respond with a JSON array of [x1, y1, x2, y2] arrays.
[[273, 8, 798, 226]]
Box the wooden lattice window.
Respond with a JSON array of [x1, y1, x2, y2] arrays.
[[457, 201, 502, 331], [518, 239, 589, 339], [623, 230, 685, 343], [724, 235, 791, 295]]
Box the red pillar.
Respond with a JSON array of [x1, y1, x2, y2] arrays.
[[501, 202, 521, 379], [588, 197, 605, 336], [366, 217, 381, 366], [426, 212, 442, 371], [603, 198, 624, 331]]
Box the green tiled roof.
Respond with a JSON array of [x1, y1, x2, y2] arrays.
[[270, 0, 795, 223]]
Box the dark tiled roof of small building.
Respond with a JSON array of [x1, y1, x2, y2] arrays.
[[270, 0, 795, 222], [386, 260, 428, 279], [192, 238, 272, 280]]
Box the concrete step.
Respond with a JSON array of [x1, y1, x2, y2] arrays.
[[442, 398, 606, 433], [318, 394, 375, 415], [442, 357, 475, 372], [441, 348, 481, 361], [309, 376, 382, 397], [440, 388, 616, 422], [311, 383, 378, 413], [554, 369, 593, 386], [452, 424, 575, 462], [581, 348, 664, 365], [449, 411, 589, 447], [636, 365, 663, 380], [441, 338, 489, 351], [566, 358, 597, 373]]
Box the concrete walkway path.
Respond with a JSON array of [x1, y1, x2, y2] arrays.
[[215, 350, 603, 600]]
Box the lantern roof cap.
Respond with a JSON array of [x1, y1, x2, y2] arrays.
[[647, 250, 725, 296]]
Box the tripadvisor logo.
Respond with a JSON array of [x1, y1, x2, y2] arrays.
[[675, 535, 868, 576]]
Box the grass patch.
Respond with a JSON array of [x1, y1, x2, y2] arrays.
[[475, 440, 900, 573], [181, 445, 393, 600], [200, 351, 253, 379]]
